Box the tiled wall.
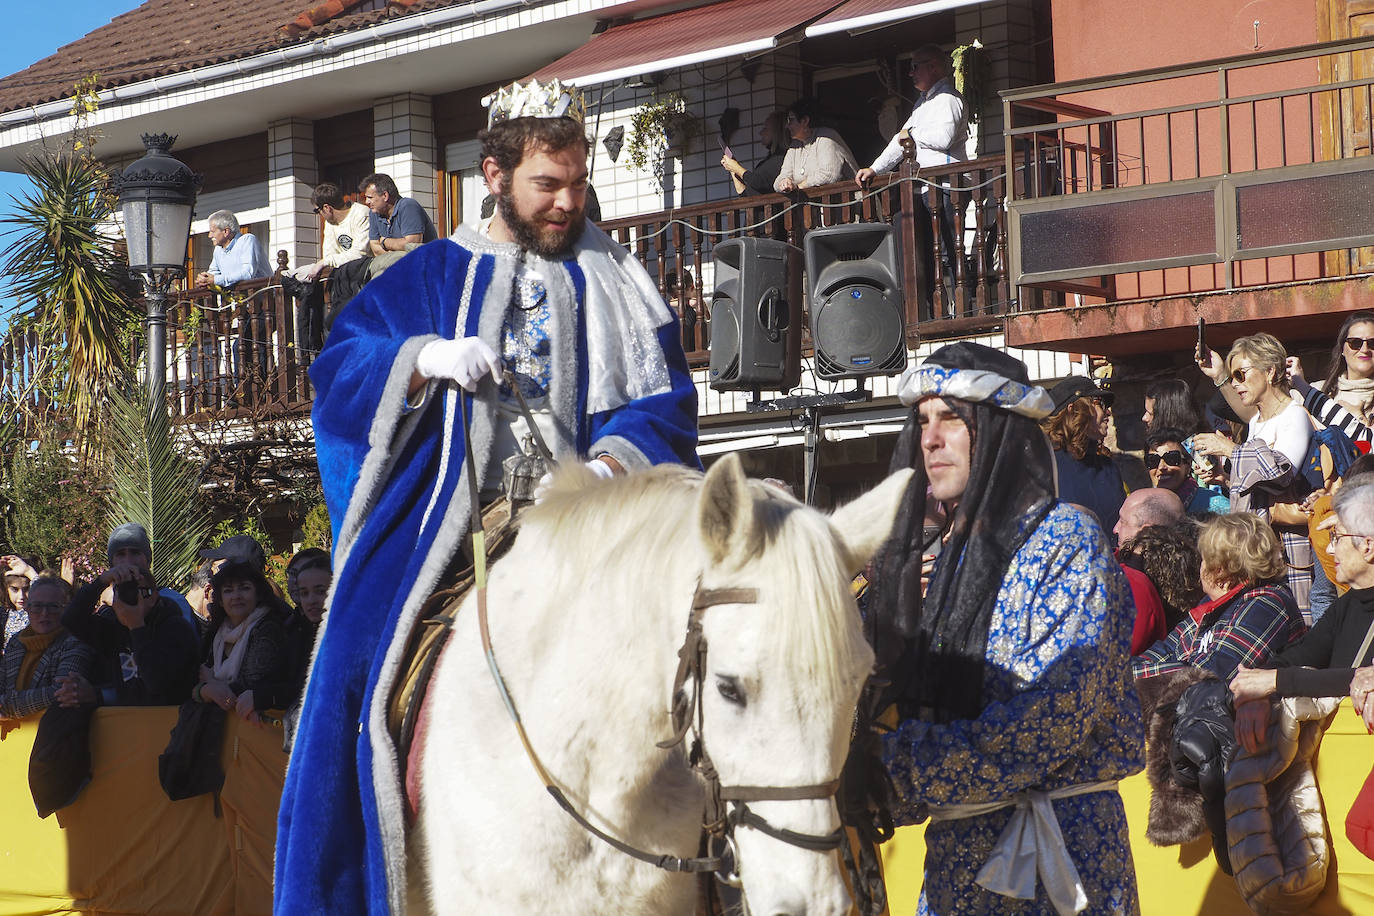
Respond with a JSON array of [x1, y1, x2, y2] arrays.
[[268, 118, 319, 269]]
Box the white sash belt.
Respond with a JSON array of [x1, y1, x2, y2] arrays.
[[926, 780, 1119, 916]]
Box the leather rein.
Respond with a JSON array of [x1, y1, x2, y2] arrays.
[[453, 382, 844, 878]]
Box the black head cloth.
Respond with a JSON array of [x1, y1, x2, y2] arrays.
[[867, 342, 1057, 723]]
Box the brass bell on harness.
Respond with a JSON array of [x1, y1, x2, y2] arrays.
[[502, 434, 549, 505]]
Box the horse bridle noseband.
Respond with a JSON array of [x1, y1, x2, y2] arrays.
[[454, 387, 844, 878]]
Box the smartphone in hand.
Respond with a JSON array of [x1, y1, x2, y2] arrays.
[[1196, 317, 1210, 367]]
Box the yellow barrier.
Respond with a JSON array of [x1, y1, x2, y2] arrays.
[[1, 701, 1369, 914], [0, 707, 284, 916], [881, 699, 1374, 915]]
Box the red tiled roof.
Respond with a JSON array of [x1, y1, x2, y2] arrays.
[[0, 0, 461, 116]]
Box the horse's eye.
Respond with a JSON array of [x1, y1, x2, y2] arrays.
[[716, 675, 745, 706]]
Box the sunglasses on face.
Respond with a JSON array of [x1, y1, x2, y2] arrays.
[[1145, 450, 1186, 470], [1346, 336, 1374, 352], [1230, 365, 1261, 384]]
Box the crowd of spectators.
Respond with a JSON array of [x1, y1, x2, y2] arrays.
[[0, 525, 332, 810]]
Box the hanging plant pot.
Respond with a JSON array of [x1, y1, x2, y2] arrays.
[[626, 92, 702, 190]]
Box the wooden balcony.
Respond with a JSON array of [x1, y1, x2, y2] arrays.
[[3, 154, 1017, 426], [600, 154, 1019, 365]]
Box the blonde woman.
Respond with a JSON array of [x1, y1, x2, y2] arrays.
[[1134, 513, 1305, 681], [1194, 332, 1310, 469], [1195, 333, 1316, 616]]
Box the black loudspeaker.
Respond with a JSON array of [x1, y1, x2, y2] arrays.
[[708, 237, 801, 392], [804, 223, 907, 380]]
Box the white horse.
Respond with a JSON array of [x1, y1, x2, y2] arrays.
[[410, 453, 912, 916]]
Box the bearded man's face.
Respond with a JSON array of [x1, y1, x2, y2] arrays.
[[493, 144, 588, 257]]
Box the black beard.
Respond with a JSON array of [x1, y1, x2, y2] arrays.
[[496, 189, 584, 257]]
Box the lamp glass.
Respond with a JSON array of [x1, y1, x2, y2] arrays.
[[150, 201, 193, 270], [122, 197, 151, 271]]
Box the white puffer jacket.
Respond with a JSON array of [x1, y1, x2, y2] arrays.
[[1225, 695, 1341, 915]]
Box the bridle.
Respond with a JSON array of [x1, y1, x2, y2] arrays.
[[454, 388, 845, 880], [655, 584, 847, 870], [478, 577, 845, 878]]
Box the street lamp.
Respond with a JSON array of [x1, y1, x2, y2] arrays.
[[117, 133, 200, 409]]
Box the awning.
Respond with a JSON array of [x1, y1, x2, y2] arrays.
[[805, 0, 988, 38], [531, 0, 843, 87]]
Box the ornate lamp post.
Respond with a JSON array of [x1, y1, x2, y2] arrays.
[[117, 133, 200, 409]]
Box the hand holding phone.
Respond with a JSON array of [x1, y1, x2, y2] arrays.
[[1196, 318, 1210, 368]]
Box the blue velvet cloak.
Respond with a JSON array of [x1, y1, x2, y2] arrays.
[[275, 227, 699, 913]]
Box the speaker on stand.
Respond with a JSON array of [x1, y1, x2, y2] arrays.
[[707, 237, 801, 393], [804, 223, 907, 381]]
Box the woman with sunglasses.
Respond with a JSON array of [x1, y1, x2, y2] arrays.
[[1146, 428, 1229, 517], [772, 98, 859, 193], [1195, 332, 1310, 469], [1284, 311, 1374, 445], [1196, 333, 1315, 617], [0, 576, 93, 720]]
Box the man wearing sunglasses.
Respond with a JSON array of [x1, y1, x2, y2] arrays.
[[1146, 428, 1230, 517], [55, 561, 199, 708]]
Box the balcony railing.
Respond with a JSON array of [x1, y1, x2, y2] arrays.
[[3, 153, 1019, 424], [1004, 35, 1374, 300], [163, 273, 316, 421], [600, 153, 1021, 364]]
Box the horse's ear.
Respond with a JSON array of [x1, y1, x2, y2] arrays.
[[698, 453, 759, 566], [828, 468, 915, 575]]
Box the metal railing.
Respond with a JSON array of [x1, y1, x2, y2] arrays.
[[1003, 35, 1374, 297]]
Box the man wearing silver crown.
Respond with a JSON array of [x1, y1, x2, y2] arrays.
[[275, 78, 700, 914]]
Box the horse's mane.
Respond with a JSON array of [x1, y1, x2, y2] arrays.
[[523, 465, 873, 698]]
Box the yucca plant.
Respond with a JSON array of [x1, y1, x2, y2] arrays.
[[103, 386, 211, 590], [0, 151, 141, 438]]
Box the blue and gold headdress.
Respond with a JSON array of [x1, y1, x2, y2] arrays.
[[896, 364, 1054, 419]]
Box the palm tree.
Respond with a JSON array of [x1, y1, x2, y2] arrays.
[[103, 386, 212, 590], [0, 152, 141, 438]]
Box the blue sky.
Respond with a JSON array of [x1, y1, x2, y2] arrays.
[[0, 2, 142, 315]]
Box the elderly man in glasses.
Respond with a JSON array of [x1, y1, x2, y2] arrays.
[[1146, 427, 1230, 517]]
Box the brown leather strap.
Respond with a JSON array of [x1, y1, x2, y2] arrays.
[[721, 778, 842, 802], [693, 587, 759, 609]]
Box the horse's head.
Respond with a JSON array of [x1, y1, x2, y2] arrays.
[[689, 454, 911, 916]]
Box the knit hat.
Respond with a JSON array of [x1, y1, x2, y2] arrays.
[[107, 523, 152, 565]]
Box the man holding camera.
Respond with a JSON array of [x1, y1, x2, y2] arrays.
[[55, 562, 199, 708]]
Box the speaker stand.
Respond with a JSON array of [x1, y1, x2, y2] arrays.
[[744, 386, 872, 506]]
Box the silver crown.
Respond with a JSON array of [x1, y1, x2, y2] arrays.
[[483, 79, 586, 129]]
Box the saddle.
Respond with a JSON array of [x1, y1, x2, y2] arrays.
[[387, 497, 520, 768]]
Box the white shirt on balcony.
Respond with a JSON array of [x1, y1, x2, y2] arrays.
[[869, 77, 969, 174], [208, 231, 271, 287], [773, 127, 860, 191], [322, 202, 373, 268]]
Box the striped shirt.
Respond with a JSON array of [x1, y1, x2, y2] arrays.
[[1303, 387, 1373, 444], [1132, 583, 1306, 681]]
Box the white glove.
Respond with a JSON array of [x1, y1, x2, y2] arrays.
[[416, 337, 503, 391], [533, 459, 616, 503]]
